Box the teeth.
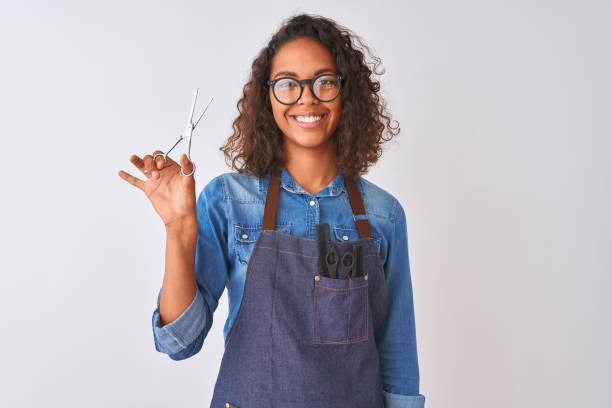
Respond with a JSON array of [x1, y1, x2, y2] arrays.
[[294, 115, 323, 123]]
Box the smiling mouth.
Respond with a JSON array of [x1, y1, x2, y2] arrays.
[[290, 113, 327, 128]]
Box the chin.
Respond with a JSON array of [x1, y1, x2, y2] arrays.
[[285, 133, 331, 149]]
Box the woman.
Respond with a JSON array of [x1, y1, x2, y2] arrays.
[[118, 13, 425, 408]]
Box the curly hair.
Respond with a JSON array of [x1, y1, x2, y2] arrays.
[[219, 13, 399, 178]]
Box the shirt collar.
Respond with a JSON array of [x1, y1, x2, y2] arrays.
[[259, 166, 346, 197]]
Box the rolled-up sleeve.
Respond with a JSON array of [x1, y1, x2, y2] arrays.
[[151, 175, 230, 360], [152, 286, 207, 356], [383, 390, 426, 408], [376, 200, 426, 407]]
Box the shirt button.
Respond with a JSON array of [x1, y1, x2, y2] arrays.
[[342, 235, 349, 241], [309, 200, 316, 207], [241, 234, 248, 239]]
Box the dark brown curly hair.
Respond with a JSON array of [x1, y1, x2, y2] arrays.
[[220, 13, 399, 178]]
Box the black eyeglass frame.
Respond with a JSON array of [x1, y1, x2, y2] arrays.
[[266, 73, 344, 105]]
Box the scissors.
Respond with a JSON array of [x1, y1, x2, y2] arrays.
[[334, 244, 363, 279], [324, 244, 363, 279], [153, 88, 214, 177], [316, 223, 365, 279]]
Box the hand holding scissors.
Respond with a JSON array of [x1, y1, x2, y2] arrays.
[[118, 88, 214, 228], [153, 89, 214, 177]]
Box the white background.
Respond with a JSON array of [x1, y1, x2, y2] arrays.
[[1, 1, 610, 407]]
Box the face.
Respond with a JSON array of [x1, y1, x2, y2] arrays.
[[268, 37, 342, 153]]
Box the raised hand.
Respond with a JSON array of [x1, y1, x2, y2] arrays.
[[118, 150, 197, 228]]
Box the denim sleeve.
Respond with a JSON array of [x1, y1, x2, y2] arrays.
[[152, 175, 230, 360], [375, 201, 426, 407]]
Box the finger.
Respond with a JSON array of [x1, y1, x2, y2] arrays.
[[143, 154, 155, 178], [152, 150, 167, 170], [180, 154, 194, 176], [156, 150, 179, 169], [118, 170, 145, 190], [129, 154, 152, 178]]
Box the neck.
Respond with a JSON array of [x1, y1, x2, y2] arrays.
[[282, 141, 339, 196]]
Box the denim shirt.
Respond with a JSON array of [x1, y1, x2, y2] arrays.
[[151, 167, 426, 408]]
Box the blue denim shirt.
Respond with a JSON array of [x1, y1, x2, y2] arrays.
[[151, 167, 426, 408]]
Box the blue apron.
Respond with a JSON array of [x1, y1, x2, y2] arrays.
[[210, 167, 387, 408]]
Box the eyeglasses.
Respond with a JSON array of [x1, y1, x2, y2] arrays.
[[267, 73, 344, 105]]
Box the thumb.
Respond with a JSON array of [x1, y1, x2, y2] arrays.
[[180, 154, 195, 176]]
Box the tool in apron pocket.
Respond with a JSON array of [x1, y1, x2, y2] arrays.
[[316, 223, 364, 279]]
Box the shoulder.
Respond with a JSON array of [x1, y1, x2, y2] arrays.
[[356, 175, 402, 223], [354, 175, 406, 266], [199, 170, 263, 203]]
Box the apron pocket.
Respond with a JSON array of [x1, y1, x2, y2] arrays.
[[313, 274, 368, 344]]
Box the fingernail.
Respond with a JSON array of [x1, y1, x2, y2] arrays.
[[152, 170, 158, 177]]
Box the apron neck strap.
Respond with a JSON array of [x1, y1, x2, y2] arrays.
[[262, 165, 371, 238], [262, 166, 282, 232], [344, 172, 372, 238]]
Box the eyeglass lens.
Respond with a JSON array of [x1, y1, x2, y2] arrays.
[[273, 75, 341, 104]]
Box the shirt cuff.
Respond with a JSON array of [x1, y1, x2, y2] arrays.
[[152, 289, 206, 355], [383, 390, 426, 408]]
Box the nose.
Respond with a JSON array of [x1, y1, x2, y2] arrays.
[[298, 81, 318, 105]]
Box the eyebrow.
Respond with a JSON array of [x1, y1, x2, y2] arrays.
[[273, 68, 337, 79]]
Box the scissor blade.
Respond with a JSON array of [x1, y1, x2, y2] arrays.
[[193, 95, 214, 129], [187, 88, 199, 125]]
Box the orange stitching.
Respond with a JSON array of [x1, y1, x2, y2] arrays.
[[224, 247, 260, 348], [313, 285, 318, 340], [314, 335, 368, 344], [254, 245, 318, 259], [365, 284, 369, 340], [313, 278, 370, 345], [346, 278, 352, 341], [253, 244, 378, 259], [314, 283, 368, 291]]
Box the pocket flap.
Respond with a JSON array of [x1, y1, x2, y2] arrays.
[[332, 225, 381, 253], [234, 224, 261, 243], [234, 223, 292, 243]]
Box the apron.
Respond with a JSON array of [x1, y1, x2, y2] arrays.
[[210, 167, 387, 408]]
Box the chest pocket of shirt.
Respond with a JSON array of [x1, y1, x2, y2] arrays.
[[234, 223, 292, 265], [332, 225, 382, 255]]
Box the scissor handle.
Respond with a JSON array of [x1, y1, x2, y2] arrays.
[[152, 152, 167, 162], [180, 161, 196, 177], [325, 245, 339, 279], [151, 151, 195, 177], [338, 251, 354, 279]]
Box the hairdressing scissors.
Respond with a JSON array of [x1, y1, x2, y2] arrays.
[[335, 244, 363, 279], [323, 241, 363, 279], [153, 89, 214, 177], [316, 223, 364, 279], [325, 243, 340, 279]]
